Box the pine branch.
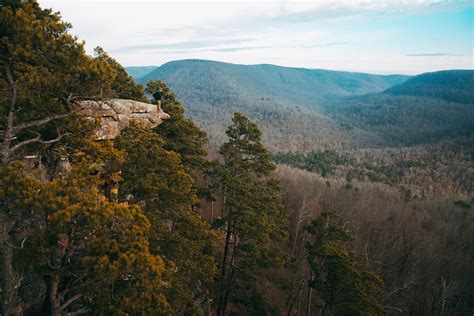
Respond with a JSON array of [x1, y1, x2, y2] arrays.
[[61, 293, 83, 310], [12, 112, 77, 133], [10, 130, 70, 154]]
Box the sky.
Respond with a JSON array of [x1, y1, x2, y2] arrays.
[[39, 0, 473, 75]]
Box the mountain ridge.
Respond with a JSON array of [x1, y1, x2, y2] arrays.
[[126, 60, 473, 151]]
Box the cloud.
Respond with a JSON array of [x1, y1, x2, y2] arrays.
[[301, 42, 348, 48], [406, 53, 462, 57], [38, 0, 472, 74], [113, 38, 252, 54]]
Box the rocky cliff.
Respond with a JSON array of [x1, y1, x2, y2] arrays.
[[77, 99, 170, 140]]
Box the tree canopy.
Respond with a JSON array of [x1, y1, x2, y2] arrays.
[[305, 210, 383, 315]]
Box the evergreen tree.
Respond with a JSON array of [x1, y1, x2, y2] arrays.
[[146, 79, 219, 207], [1, 0, 95, 163], [305, 210, 383, 315], [115, 122, 217, 315], [146, 80, 208, 171], [217, 112, 288, 315], [0, 162, 44, 315], [93, 46, 147, 102], [6, 146, 171, 315], [0, 1, 147, 165]]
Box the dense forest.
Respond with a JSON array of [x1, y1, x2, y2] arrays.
[[130, 60, 411, 151], [129, 61, 474, 152], [1, 1, 473, 316]]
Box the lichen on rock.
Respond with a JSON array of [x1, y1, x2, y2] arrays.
[[77, 99, 170, 140]]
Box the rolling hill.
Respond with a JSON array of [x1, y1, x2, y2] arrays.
[[128, 60, 410, 151], [384, 70, 474, 104], [326, 70, 474, 147], [127, 60, 473, 151], [136, 59, 409, 104], [126, 66, 158, 80]]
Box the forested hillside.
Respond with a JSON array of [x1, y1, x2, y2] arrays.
[[385, 70, 474, 103], [125, 65, 158, 80], [130, 60, 409, 150], [137, 60, 408, 103], [130, 61, 474, 152], [1, 1, 473, 315], [325, 70, 474, 147], [325, 94, 474, 147]]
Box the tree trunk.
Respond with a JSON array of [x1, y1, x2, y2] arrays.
[[2, 67, 17, 164], [0, 214, 22, 316], [50, 274, 61, 316], [306, 273, 313, 316], [306, 287, 312, 316], [221, 230, 238, 316], [217, 221, 232, 316]]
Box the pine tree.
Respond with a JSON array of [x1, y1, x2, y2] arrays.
[[1, 0, 96, 163], [0, 1, 147, 165], [145, 80, 208, 172], [305, 210, 383, 315], [0, 162, 45, 315], [217, 112, 288, 315], [115, 122, 217, 314], [146, 80, 219, 209], [6, 148, 171, 315], [93, 46, 147, 102]]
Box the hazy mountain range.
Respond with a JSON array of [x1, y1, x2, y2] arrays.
[[126, 60, 473, 151]]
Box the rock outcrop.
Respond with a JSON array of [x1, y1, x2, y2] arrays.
[[77, 99, 170, 140]]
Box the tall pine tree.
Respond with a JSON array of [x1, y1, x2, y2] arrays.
[[217, 112, 288, 315], [115, 122, 217, 315], [305, 210, 383, 315]]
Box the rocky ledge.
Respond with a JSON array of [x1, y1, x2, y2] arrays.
[[77, 99, 170, 140]]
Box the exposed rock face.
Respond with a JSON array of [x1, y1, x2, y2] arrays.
[[77, 99, 170, 140]]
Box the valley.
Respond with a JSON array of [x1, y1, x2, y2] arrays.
[[127, 61, 474, 199], [2, 1, 472, 314]]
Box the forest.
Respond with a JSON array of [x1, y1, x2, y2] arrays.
[[1, 1, 473, 315]]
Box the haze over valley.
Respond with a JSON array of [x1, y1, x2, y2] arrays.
[[1, 1, 473, 315]]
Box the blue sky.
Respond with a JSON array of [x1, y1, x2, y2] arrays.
[[40, 0, 473, 74]]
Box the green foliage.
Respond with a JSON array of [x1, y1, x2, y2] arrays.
[[274, 150, 351, 177], [0, 162, 43, 218], [93, 46, 147, 102], [146, 80, 208, 171], [115, 122, 195, 210], [217, 112, 288, 314], [221, 112, 275, 176], [115, 122, 217, 315], [146, 80, 220, 203], [45, 185, 170, 314], [8, 152, 171, 315], [385, 70, 474, 104], [305, 210, 383, 315], [0, 1, 147, 163]]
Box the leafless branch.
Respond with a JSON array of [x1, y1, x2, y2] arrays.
[[64, 308, 89, 316], [12, 111, 77, 133], [381, 278, 416, 303], [385, 306, 404, 314], [11, 130, 70, 154], [61, 293, 83, 310]]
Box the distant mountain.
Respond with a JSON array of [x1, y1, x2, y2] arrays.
[[326, 70, 474, 147], [138, 59, 409, 104], [384, 70, 474, 104], [131, 59, 409, 151], [128, 60, 473, 151], [126, 66, 157, 80]]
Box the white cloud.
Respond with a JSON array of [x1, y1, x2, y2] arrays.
[[38, 0, 472, 74]]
